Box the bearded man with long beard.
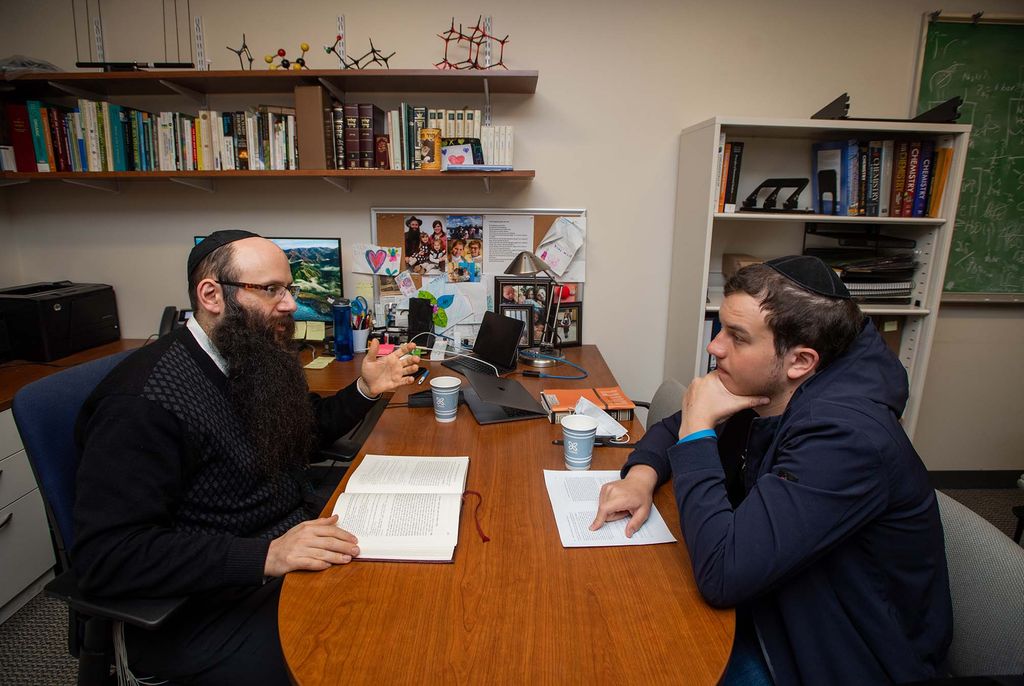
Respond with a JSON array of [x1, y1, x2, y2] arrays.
[[72, 230, 420, 684]]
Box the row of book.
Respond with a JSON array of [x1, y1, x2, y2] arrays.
[[2, 87, 517, 173], [714, 136, 744, 213], [4, 99, 300, 172], [812, 137, 953, 218]]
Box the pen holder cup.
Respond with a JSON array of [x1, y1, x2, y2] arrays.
[[352, 328, 370, 353]]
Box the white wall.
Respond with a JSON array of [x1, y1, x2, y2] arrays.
[[2, 0, 1022, 471]]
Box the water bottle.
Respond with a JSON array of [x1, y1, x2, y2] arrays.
[[333, 299, 353, 361]]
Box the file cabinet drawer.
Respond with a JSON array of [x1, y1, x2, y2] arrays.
[[0, 491, 56, 609], [0, 451, 39, 510], [0, 410, 23, 461]]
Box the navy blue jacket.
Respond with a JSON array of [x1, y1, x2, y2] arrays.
[[624, 320, 951, 685]]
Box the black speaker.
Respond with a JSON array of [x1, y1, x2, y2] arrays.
[[407, 297, 435, 350]]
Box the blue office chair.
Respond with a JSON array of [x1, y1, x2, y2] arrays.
[[12, 350, 183, 685]]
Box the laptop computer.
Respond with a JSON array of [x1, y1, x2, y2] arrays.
[[461, 369, 548, 425], [442, 310, 524, 376]]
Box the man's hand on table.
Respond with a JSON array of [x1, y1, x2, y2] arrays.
[[265, 515, 360, 576], [590, 464, 659, 538]]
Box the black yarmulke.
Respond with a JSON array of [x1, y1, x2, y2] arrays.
[[764, 255, 851, 299], [188, 230, 260, 279]]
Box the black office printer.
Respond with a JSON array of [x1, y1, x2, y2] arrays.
[[0, 281, 120, 362]]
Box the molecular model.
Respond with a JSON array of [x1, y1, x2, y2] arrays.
[[226, 34, 255, 70], [265, 43, 310, 70], [325, 35, 395, 69], [435, 16, 509, 70]]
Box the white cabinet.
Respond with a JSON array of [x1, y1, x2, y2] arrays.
[[664, 117, 970, 438], [0, 409, 56, 624]]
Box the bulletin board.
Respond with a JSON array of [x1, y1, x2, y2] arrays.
[[914, 15, 1024, 301], [365, 208, 587, 343]]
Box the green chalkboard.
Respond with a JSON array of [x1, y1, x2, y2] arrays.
[[916, 20, 1024, 296]]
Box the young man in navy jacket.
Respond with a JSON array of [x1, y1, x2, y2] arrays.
[[592, 256, 952, 685]]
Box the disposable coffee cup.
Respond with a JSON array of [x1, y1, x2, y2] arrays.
[[352, 328, 370, 353], [429, 376, 462, 423], [560, 414, 598, 470]]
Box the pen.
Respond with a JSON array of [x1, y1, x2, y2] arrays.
[[416, 369, 430, 385]]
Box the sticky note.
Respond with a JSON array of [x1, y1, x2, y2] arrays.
[[304, 356, 334, 370]]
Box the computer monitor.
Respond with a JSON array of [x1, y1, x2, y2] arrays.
[[193, 236, 342, 322]]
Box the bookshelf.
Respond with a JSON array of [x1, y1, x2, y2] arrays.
[[665, 116, 971, 437], [0, 69, 538, 192]]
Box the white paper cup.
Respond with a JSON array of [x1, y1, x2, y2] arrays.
[[560, 414, 598, 469], [352, 328, 370, 353], [429, 376, 462, 423]]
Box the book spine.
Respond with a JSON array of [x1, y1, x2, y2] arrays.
[[901, 142, 921, 217], [717, 142, 731, 213], [129, 112, 141, 171], [928, 136, 954, 217], [6, 103, 36, 172], [845, 139, 859, 216], [412, 106, 427, 170], [857, 144, 868, 216], [912, 140, 934, 218], [329, 106, 345, 170], [890, 142, 909, 217], [713, 132, 726, 212], [357, 103, 374, 168], [866, 141, 882, 217], [374, 134, 389, 169], [48, 107, 68, 172], [25, 101, 51, 171], [108, 105, 125, 171], [724, 141, 744, 213], [878, 140, 894, 217], [342, 103, 359, 169], [234, 112, 248, 170]]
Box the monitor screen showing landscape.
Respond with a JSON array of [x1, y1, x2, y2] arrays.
[[193, 236, 342, 322]]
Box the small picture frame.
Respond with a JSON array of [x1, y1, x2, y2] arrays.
[[494, 276, 553, 345], [553, 302, 582, 348], [499, 304, 533, 347]]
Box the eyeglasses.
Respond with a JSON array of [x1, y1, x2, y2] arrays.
[[216, 281, 301, 300]]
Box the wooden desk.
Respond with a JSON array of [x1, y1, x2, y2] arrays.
[[280, 345, 735, 685], [0, 339, 146, 412]]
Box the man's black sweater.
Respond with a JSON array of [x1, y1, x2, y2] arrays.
[[72, 327, 376, 597]]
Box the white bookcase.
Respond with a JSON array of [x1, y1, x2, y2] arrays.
[[664, 116, 971, 438]]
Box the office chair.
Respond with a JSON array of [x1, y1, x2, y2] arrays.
[[934, 490, 1024, 678], [12, 351, 183, 685], [633, 378, 687, 430]]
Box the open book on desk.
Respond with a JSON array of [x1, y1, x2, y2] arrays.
[[331, 455, 469, 562]]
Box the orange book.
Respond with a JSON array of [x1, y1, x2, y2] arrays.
[[717, 142, 732, 212], [540, 386, 635, 423]]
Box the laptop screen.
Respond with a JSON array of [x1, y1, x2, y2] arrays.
[[473, 311, 524, 369]]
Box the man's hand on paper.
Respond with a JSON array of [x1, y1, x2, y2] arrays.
[[264, 515, 360, 576], [360, 340, 420, 396], [590, 465, 658, 538]]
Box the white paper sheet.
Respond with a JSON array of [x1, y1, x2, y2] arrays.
[[543, 470, 676, 548], [483, 214, 535, 279], [537, 216, 587, 282]]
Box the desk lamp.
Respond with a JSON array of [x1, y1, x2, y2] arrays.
[[504, 251, 565, 368]]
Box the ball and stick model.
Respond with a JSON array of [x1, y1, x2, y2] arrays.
[[265, 43, 310, 70]]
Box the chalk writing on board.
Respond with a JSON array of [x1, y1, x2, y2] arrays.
[[918, 22, 1024, 294]]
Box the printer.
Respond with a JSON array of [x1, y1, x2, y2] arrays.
[[0, 281, 120, 362]]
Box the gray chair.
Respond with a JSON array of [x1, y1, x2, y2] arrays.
[[634, 378, 686, 430], [935, 490, 1024, 677]]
